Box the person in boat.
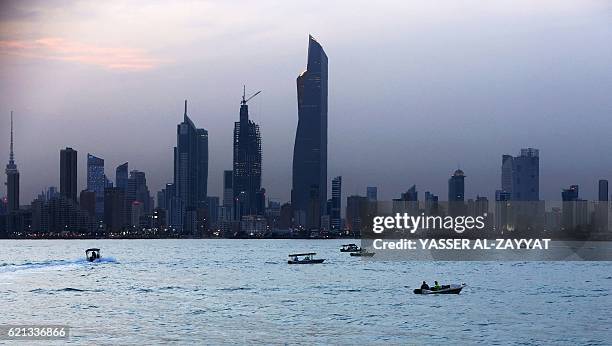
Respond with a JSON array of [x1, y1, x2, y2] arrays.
[[293, 256, 298, 262], [433, 281, 441, 291], [420, 281, 430, 290], [304, 255, 310, 261]]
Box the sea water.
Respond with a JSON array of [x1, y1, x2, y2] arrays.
[[1, 239, 611, 344]]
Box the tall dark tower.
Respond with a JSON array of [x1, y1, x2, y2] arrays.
[[116, 162, 128, 192], [448, 169, 465, 202], [597, 179, 609, 232], [60, 147, 78, 203], [331, 176, 342, 230], [598, 179, 608, 202], [173, 100, 208, 233], [5, 111, 19, 212], [291, 35, 328, 229], [448, 169, 466, 216], [233, 87, 262, 218]]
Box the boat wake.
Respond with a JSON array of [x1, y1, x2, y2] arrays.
[[0, 257, 118, 274]]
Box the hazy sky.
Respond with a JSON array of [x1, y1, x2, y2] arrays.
[[1, 0, 612, 205]]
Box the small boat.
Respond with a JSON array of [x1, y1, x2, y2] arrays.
[[340, 244, 361, 252], [413, 284, 465, 295], [288, 253, 326, 264], [350, 249, 375, 257], [85, 248, 101, 262]]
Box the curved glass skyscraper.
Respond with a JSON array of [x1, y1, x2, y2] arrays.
[[291, 35, 328, 229]]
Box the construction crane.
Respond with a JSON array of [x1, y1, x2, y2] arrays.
[[241, 85, 262, 105]]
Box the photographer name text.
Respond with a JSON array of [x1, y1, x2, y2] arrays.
[[373, 238, 551, 250]]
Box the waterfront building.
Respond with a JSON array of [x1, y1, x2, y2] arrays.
[[331, 176, 342, 230], [596, 179, 609, 233], [292, 35, 328, 230], [233, 88, 262, 217], [79, 190, 96, 217], [5, 112, 19, 213], [367, 186, 377, 202], [501, 148, 539, 201], [346, 195, 369, 234], [87, 154, 106, 217], [60, 147, 78, 203], [104, 187, 126, 233], [116, 162, 128, 192], [173, 100, 208, 233]]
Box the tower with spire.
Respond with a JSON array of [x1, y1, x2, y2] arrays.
[[172, 100, 208, 234], [233, 86, 263, 219], [5, 111, 20, 213]]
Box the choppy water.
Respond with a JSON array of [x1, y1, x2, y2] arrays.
[[1, 239, 611, 344]]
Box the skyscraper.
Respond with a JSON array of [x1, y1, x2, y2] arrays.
[[499, 149, 542, 233], [561, 185, 587, 233], [5, 112, 19, 213], [79, 189, 96, 217], [223, 170, 233, 208], [116, 162, 128, 192], [220, 170, 233, 227], [501, 155, 513, 195], [501, 148, 539, 201], [448, 169, 465, 216], [596, 179, 609, 232], [346, 195, 368, 233], [562, 185, 579, 201], [206, 196, 220, 228], [173, 100, 208, 233], [127, 170, 152, 214], [598, 179, 608, 202], [448, 170, 465, 201], [393, 185, 418, 215], [87, 154, 106, 217], [331, 176, 342, 230], [60, 147, 78, 203], [45, 186, 58, 201], [402, 185, 419, 201], [104, 187, 126, 233], [425, 191, 440, 215], [367, 186, 378, 202], [292, 35, 328, 229], [233, 88, 262, 218]]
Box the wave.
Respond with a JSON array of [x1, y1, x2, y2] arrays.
[[29, 287, 104, 294], [0, 257, 118, 274], [217, 286, 253, 292]]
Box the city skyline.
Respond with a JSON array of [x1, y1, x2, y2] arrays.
[[2, 1, 612, 204], [4, 101, 612, 207], [2, 35, 611, 238]]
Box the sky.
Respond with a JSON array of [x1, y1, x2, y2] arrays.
[[1, 0, 612, 205]]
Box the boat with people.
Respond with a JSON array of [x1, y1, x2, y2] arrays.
[[413, 283, 465, 294], [350, 249, 375, 257], [288, 253, 326, 264], [85, 248, 101, 262], [340, 244, 361, 252]]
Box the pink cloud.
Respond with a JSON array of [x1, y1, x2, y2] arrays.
[[0, 37, 162, 71]]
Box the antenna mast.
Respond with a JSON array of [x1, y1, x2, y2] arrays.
[[9, 111, 14, 164]]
